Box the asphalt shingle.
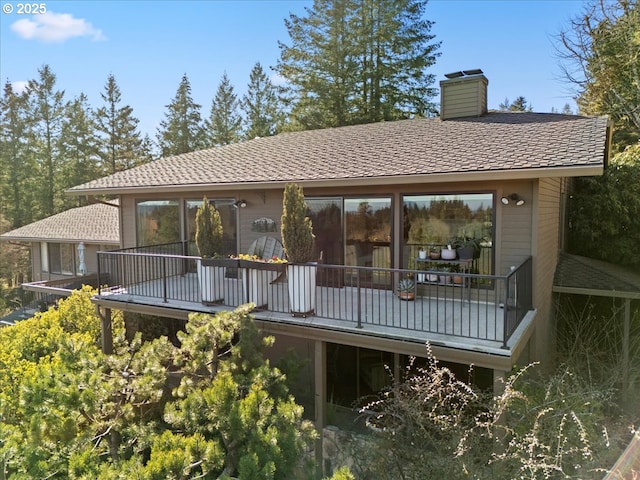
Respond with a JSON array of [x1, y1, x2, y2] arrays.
[[67, 113, 610, 194], [0, 202, 119, 244]]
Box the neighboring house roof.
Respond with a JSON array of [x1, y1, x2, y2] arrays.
[[67, 113, 610, 195], [0, 202, 120, 244], [553, 252, 640, 299]]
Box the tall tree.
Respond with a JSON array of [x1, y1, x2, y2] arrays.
[[241, 62, 282, 139], [276, 0, 440, 130], [206, 72, 242, 146], [354, 0, 440, 122], [0, 81, 38, 228], [556, 0, 640, 148], [156, 74, 206, 156], [59, 93, 101, 208], [95, 74, 149, 174], [26, 65, 67, 217]]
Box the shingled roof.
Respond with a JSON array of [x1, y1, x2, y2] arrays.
[[554, 253, 640, 299], [67, 112, 610, 195], [0, 202, 119, 244]]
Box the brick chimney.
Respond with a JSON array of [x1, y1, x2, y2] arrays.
[[439, 69, 488, 120]]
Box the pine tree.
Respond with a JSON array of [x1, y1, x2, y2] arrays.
[[276, 0, 440, 130], [205, 72, 242, 146], [241, 62, 282, 139], [156, 74, 205, 156], [26, 65, 67, 217], [59, 93, 101, 208], [0, 81, 38, 228], [95, 74, 148, 173]]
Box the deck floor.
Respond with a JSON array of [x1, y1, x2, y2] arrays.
[[98, 272, 528, 356]]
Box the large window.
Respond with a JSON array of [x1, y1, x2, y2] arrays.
[[136, 200, 180, 246], [42, 242, 77, 275], [403, 193, 494, 273], [185, 199, 237, 256]]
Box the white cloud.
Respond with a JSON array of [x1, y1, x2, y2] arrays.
[[11, 11, 106, 43], [11, 81, 28, 94]]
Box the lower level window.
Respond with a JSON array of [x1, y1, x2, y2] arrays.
[[47, 243, 76, 275]]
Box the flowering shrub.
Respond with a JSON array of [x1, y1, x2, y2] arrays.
[[231, 253, 288, 264]]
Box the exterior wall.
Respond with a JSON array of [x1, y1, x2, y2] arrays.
[[531, 177, 563, 364], [121, 195, 137, 248], [496, 181, 534, 276], [238, 190, 285, 253], [118, 180, 536, 273], [30, 241, 111, 281], [31, 243, 42, 281]]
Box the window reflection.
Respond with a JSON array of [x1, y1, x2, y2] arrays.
[[136, 200, 180, 246], [403, 194, 494, 274]]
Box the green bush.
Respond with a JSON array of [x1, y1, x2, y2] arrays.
[[281, 183, 315, 263], [195, 196, 223, 258]]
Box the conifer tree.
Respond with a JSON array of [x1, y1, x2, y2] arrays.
[[59, 93, 101, 207], [156, 74, 206, 156], [26, 64, 67, 217], [0, 81, 38, 228], [242, 62, 282, 139], [205, 72, 242, 146], [276, 0, 440, 130], [95, 74, 149, 173]]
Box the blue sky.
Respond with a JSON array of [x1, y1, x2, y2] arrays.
[[1, 0, 586, 138]]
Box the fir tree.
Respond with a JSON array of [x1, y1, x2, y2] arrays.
[[276, 0, 440, 129], [59, 93, 101, 207], [26, 64, 67, 217], [206, 72, 242, 146], [241, 62, 282, 139], [95, 74, 148, 173], [156, 73, 206, 156], [0, 81, 38, 228]]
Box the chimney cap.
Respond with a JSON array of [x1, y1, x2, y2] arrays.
[[444, 68, 483, 79]]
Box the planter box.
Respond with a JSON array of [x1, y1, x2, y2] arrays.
[[197, 260, 225, 304], [238, 259, 287, 273], [287, 263, 317, 316], [242, 267, 273, 308], [202, 257, 240, 268]]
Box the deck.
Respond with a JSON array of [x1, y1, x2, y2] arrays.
[[95, 262, 534, 358]]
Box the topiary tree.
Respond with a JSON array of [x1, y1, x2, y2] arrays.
[[195, 196, 223, 258], [281, 183, 315, 263]]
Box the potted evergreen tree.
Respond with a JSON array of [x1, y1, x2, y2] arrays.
[[281, 183, 316, 315], [195, 196, 225, 304]]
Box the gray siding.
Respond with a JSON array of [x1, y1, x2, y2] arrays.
[[532, 177, 562, 361]]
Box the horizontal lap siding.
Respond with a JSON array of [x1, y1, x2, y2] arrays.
[[237, 189, 285, 253], [533, 177, 562, 361], [498, 182, 533, 275]]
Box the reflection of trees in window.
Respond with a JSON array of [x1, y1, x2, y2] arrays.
[[404, 195, 493, 246], [346, 200, 391, 242], [307, 201, 342, 264], [136, 201, 180, 246]]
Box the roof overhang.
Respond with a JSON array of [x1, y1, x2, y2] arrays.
[[0, 236, 119, 244], [66, 165, 605, 197]]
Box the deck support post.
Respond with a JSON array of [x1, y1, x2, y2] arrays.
[[314, 340, 326, 478]]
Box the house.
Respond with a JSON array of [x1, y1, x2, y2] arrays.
[[54, 71, 610, 438], [0, 201, 120, 318]]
